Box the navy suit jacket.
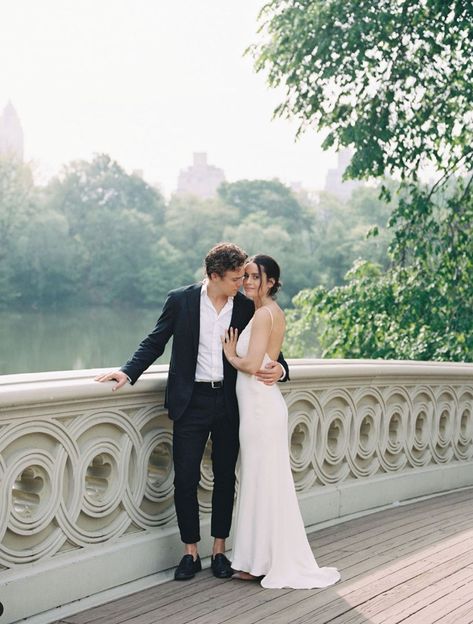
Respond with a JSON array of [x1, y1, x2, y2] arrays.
[[121, 283, 289, 421]]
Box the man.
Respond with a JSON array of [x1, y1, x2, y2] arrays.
[[96, 242, 289, 581]]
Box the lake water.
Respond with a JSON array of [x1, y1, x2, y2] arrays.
[[0, 306, 171, 375]]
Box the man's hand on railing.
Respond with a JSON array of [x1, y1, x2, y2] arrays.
[[95, 370, 129, 392]]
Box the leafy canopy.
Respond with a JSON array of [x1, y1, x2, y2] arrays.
[[253, 0, 473, 180], [253, 0, 473, 361]]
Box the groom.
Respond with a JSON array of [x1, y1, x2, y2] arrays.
[[96, 242, 289, 581]]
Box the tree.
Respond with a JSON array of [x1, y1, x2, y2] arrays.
[[14, 210, 84, 306], [45, 154, 167, 304], [312, 185, 393, 286], [253, 0, 473, 362], [0, 157, 36, 306], [253, 0, 473, 180], [223, 213, 295, 305], [288, 184, 473, 362], [164, 194, 237, 280], [47, 153, 166, 234], [79, 207, 158, 304], [218, 179, 308, 231], [138, 237, 189, 306], [219, 179, 321, 304]]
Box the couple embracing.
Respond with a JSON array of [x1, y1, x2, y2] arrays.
[[97, 242, 340, 589]]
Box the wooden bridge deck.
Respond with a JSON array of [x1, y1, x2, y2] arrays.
[[53, 489, 473, 624]]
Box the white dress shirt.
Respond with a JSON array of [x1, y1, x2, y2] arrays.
[[194, 280, 233, 382]]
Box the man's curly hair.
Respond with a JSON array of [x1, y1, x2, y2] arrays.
[[204, 242, 248, 278]]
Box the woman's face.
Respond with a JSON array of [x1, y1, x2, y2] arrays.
[[243, 262, 270, 299]]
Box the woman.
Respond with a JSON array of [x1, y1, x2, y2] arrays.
[[222, 254, 340, 589]]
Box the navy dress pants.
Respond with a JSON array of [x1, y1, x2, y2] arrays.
[[172, 383, 240, 544]]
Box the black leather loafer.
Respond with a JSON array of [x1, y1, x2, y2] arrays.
[[211, 553, 233, 579], [174, 554, 202, 580]]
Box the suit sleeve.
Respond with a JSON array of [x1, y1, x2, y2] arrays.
[[277, 352, 290, 382], [121, 291, 176, 384]]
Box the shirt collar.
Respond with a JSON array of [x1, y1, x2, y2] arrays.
[[201, 279, 234, 302]]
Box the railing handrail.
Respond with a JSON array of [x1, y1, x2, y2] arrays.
[[2, 359, 473, 410]]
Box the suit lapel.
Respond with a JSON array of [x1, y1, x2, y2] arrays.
[[186, 284, 202, 355], [231, 292, 252, 330]]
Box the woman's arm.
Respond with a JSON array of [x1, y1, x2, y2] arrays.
[[222, 309, 272, 375]]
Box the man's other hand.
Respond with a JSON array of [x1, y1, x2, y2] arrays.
[[94, 370, 129, 392], [255, 361, 284, 386]]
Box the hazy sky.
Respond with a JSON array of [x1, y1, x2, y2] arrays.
[[0, 0, 336, 195]]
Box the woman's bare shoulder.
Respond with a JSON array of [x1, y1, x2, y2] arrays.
[[253, 306, 273, 324], [255, 304, 285, 327]]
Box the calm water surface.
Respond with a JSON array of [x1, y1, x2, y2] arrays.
[[0, 306, 171, 375]]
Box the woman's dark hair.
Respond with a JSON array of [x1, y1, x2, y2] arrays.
[[205, 242, 248, 277], [247, 254, 282, 299]]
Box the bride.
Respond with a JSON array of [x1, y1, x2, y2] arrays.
[[221, 254, 340, 589]]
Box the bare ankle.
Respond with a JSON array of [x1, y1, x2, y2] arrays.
[[184, 543, 198, 560], [212, 538, 226, 556]]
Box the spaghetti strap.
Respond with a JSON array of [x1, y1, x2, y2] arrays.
[[261, 305, 274, 331]]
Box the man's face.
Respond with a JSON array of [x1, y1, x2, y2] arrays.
[[210, 267, 245, 298]]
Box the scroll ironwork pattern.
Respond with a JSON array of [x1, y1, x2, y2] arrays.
[[0, 375, 472, 569]]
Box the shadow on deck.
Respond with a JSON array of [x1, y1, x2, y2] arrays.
[[52, 489, 473, 624]]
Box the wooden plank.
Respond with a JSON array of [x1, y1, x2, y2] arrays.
[[310, 489, 473, 550], [314, 518, 465, 570], [112, 580, 267, 624], [63, 574, 217, 623], [333, 515, 473, 571], [331, 518, 473, 588], [63, 539, 469, 624], [244, 534, 473, 624], [315, 503, 472, 557], [393, 576, 473, 624], [52, 490, 473, 624], [65, 574, 247, 624], [326, 566, 473, 624], [209, 554, 436, 624], [434, 597, 473, 624]]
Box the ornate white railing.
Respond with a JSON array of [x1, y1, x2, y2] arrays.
[[0, 360, 473, 622]]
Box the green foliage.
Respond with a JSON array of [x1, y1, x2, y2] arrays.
[[0, 157, 36, 306], [219, 179, 390, 306], [0, 152, 393, 314], [253, 0, 473, 180], [163, 194, 237, 280], [48, 154, 165, 233], [138, 237, 190, 306], [286, 179, 473, 361], [218, 179, 308, 230], [45, 154, 166, 304], [310, 185, 393, 287], [14, 210, 83, 305], [223, 212, 293, 306], [254, 0, 473, 362], [79, 208, 157, 304]]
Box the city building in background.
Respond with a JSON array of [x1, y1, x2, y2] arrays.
[[0, 101, 24, 161], [176, 152, 225, 198], [324, 149, 361, 200]]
